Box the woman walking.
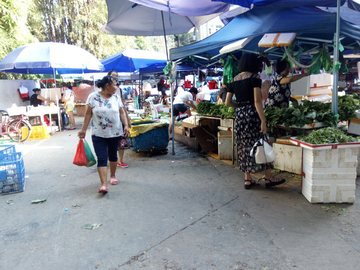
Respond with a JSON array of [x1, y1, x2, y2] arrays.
[[225, 53, 285, 190], [78, 76, 129, 194], [107, 70, 131, 169]]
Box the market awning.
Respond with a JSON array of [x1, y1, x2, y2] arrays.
[[101, 49, 167, 73], [170, 6, 360, 65]]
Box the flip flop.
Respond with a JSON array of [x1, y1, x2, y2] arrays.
[[110, 178, 118, 185], [98, 186, 108, 194]]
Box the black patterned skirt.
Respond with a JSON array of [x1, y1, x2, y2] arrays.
[[235, 105, 273, 173]]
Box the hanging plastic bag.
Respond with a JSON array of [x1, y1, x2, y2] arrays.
[[83, 139, 96, 167], [250, 135, 275, 164], [73, 139, 88, 166], [223, 55, 239, 85]]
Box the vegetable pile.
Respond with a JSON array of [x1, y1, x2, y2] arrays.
[[264, 94, 360, 132], [197, 101, 235, 119], [297, 127, 359, 145]]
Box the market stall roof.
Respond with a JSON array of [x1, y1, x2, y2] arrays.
[[139, 62, 195, 74], [170, 5, 360, 66], [101, 49, 167, 73]]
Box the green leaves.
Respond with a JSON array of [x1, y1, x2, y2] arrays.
[[297, 127, 358, 145], [265, 95, 360, 132], [197, 102, 235, 119]]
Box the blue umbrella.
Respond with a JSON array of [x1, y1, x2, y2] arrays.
[[101, 49, 167, 73], [0, 42, 104, 74], [0, 42, 104, 132]]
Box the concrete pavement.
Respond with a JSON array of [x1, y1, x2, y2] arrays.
[[1, 118, 360, 270]]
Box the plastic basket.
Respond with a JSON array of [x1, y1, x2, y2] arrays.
[[0, 152, 25, 194], [27, 124, 50, 140], [0, 145, 16, 161]]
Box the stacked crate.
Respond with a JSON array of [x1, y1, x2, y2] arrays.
[[0, 145, 25, 194]]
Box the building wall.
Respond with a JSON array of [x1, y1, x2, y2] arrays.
[[0, 80, 40, 111], [195, 17, 224, 41]]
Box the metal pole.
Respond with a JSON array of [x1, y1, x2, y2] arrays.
[[161, 10, 174, 154], [331, 0, 341, 116], [171, 78, 178, 155], [53, 68, 61, 132], [161, 11, 169, 62]]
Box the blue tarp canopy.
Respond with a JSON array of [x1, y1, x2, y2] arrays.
[[139, 63, 195, 74], [101, 49, 167, 73], [170, 6, 360, 66]]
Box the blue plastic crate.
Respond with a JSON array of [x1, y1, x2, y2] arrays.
[[128, 124, 169, 152], [0, 145, 16, 161], [0, 152, 25, 194]]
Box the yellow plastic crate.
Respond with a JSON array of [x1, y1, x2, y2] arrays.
[[26, 125, 50, 140]]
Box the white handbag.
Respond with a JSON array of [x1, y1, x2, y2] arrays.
[[250, 135, 275, 164]]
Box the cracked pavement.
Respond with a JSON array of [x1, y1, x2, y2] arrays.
[[1, 118, 360, 270]]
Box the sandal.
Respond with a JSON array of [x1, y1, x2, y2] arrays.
[[98, 186, 108, 194], [110, 178, 118, 185], [265, 178, 286, 189], [244, 179, 256, 190]]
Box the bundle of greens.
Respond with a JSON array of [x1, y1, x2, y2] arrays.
[[196, 102, 235, 119], [297, 127, 359, 145], [197, 101, 213, 115], [264, 100, 336, 132], [264, 95, 360, 132], [338, 94, 359, 122]]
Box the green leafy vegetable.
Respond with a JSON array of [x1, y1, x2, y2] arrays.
[[297, 127, 359, 144]]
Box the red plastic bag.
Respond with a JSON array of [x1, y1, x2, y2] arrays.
[[73, 139, 88, 166]]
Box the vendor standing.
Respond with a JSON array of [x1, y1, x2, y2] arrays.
[[265, 59, 309, 109], [169, 87, 198, 133], [61, 83, 76, 130], [30, 88, 54, 107]]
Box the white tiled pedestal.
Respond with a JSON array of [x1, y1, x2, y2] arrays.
[[290, 138, 360, 203]]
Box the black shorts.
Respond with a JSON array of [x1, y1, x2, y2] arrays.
[[173, 104, 188, 116]]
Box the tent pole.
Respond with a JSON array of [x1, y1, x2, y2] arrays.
[[171, 77, 178, 155], [331, 0, 341, 117], [161, 10, 174, 153], [54, 68, 61, 132], [161, 11, 169, 62]]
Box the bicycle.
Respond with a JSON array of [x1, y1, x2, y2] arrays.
[[0, 110, 32, 142]]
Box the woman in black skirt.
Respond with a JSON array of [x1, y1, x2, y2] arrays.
[[225, 53, 285, 190]]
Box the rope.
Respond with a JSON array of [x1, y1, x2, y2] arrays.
[[284, 46, 322, 69]]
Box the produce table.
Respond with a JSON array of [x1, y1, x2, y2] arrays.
[[179, 115, 236, 164]]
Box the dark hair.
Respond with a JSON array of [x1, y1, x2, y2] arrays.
[[276, 59, 290, 74], [33, 88, 41, 92], [238, 53, 260, 73], [96, 76, 116, 89], [189, 87, 198, 94], [107, 70, 117, 76]]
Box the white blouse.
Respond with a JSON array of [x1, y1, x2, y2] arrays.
[[86, 92, 124, 138]]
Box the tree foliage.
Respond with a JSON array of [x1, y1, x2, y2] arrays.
[[0, 0, 170, 79], [27, 0, 164, 60]]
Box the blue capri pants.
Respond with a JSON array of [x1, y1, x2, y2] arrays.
[[92, 135, 121, 167]]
